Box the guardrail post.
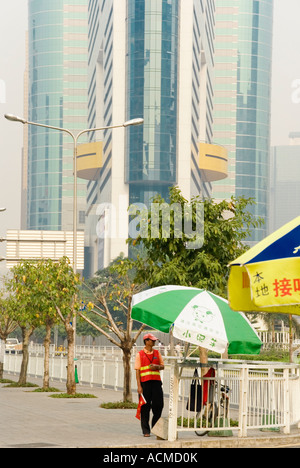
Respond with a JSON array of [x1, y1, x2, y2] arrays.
[[102, 356, 106, 389], [90, 355, 94, 387], [238, 365, 248, 438], [59, 353, 64, 382], [114, 357, 118, 391], [283, 367, 290, 434], [168, 360, 179, 442], [297, 367, 300, 430]]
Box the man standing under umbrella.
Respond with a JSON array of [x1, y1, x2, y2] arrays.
[[135, 333, 165, 437]]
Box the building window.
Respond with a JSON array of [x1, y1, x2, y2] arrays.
[[79, 210, 85, 224]]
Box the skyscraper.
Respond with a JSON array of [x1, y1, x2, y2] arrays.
[[269, 133, 300, 233], [83, 0, 228, 274], [213, 0, 273, 242], [26, 0, 88, 232]]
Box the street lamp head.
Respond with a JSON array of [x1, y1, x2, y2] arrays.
[[123, 118, 144, 127], [0, 257, 5, 262], [0, 208, 6, 212], [4, 114, 27, 124]]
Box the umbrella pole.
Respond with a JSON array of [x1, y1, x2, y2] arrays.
[[169, 329, 175, 355], [221, 347, 229, 360]]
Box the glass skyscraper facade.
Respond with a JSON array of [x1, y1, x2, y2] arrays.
[[27, 0, 88, 231], [126, 0, 179, 206], [213, 0, 273, 242], [270, 135, 300, 234]]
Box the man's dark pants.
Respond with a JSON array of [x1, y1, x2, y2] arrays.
[[140, 380, 164, 435]]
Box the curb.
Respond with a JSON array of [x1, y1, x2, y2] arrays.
[[100, 431, 300, 449]]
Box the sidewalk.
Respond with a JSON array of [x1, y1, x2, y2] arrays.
[[1, 374, 300, 449]]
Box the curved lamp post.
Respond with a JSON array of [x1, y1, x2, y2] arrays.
[[0, 209, 6, 262], [4, 113, 143, 272]]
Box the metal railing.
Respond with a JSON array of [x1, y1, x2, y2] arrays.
[[3, 349, 171, 391], [167, 359, 300, 440], [3, 351, 300, 441]]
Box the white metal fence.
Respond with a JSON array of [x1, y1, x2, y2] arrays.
[[167, 359, 300, 440], [3, 348, 173, 392], [3, 351, 300, 441]]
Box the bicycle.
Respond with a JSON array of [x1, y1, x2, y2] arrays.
[[194, 372, 230, 437]]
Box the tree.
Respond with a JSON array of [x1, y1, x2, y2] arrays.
[[248, 312, 300, 362], [34, 257, 81, 394], [128, 186, 263, 297], [6, 266, 43, 385], [7, 258, 80, 393], [0, 291, 18, 379], [80, 257, 146, 402], [127, 186, 263, 366]]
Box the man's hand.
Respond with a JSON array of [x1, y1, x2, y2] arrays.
[[149, 364, 161, 371]]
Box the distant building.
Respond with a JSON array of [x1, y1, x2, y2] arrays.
[[83, 0, 228, 275], [5, 229, 84, 271], [213, 0, 274, 243], [269, 132, 300, 233], [25, 1, 89, 232]]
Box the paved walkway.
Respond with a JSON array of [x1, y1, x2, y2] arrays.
[[1, 374, 300, 449]]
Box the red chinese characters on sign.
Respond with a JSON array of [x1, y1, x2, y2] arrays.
[[273, 278, 300, 297]]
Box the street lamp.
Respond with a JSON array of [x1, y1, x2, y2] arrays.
[[0, 210, 6, 262], [4, 113, 144, 272]]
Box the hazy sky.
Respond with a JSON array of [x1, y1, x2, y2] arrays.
[[0, 0, 300, 274]]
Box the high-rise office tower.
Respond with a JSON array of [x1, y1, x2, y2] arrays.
[[82, 0, 228, 275], [26, 0, 88, 232], [269, 133, 300, 234], [213, 0, 273, 243]]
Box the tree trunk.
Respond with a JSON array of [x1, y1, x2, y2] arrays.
[[122, 347, 132, 402], [221, 348, 229, 360], [0, 338, 5, 379], [271, 320, 275, 343], [199, 346, 209, 377], [18, 327, 33, 385], [43, 322, 52, 389], [66, 322, 76, 395]]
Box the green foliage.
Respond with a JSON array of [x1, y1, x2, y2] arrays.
[[3, 382, 38, 388], [33, 387, 61, 393], [128, 186, 263, 296], [177, 416, 238, 428], [49, 392, 97, 399], [189, 346, 290, 362], [100, 400, 138, 409], [229, 349, 290, 362], [6, 257, 81, 327], [0, 289, 18, 340]]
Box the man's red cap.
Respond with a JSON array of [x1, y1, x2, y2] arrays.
[[143, 333, 158, 341]]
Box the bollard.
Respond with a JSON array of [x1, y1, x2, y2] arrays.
[[74, 358, 79, 384]]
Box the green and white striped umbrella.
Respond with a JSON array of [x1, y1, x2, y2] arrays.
[[132, 286, 262, 355]]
